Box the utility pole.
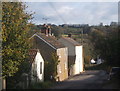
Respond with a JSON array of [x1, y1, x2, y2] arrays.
[[81, 29, 83, 45]]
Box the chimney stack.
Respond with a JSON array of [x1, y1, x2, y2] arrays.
[[41, 24, 52, 36]]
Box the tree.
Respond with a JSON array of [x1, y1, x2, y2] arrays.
[[44, 52, 60, 81], [89, 27, 119, 66], [104, 29, 120, 66], [51, 25, 63, 38], [89, 28, 106, 55], [2, 2, 32, 78]]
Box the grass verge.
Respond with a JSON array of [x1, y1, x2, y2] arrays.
[[29, 81, 55, 89], [85, 63, 110, 71]]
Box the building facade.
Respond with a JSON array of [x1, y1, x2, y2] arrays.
[[29, 49, 44, 83], [30, 33, 68, 81], [58, 36, 84, 76]]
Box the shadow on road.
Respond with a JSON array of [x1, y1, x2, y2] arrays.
[[50, 70, 110, 89]]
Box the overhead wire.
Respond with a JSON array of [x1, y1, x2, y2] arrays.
[[48, 2, 67, 24]]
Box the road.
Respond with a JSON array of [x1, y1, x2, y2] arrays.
[[50, 70, 109, 89]]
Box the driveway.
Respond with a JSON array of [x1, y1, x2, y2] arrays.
[[50, 70, 109, 89]]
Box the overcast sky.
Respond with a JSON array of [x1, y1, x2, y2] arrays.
[[25, 2, 118, 25]]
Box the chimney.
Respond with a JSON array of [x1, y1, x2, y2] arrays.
[[41, 24, 48, 36], [68, 34, 72, 38], [48, 25, 52, 36], [41, 24, 52, 36]]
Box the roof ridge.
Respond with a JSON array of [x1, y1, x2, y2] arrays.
[[34, 33, 66, 49], [61, 36, 81, 46]]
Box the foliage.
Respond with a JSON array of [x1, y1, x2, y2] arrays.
[[105, 29, 120, 66], [89, 29, 106, 56], [2, 2, 32, 78], [85, 63, 109, 70], [89, 27, 119, 66], [27, 24, 41, 37], [51, 25, 63, 38], [84, 55, 91, 64], [44, 52, 60, 81]]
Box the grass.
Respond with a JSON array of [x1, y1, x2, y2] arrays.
[[29, 81, 55, 89]]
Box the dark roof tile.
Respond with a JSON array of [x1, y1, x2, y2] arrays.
[[61, 37, 81, 46], [36, 33, 65, 49], [28, 49, 38, 63]]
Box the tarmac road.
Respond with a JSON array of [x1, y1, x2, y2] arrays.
[[50, 70, 108, 89]]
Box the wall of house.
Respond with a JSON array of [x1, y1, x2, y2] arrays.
[[69, 64, 75, 76], [74, 46, 84, 74], [33, 36, 56, 61], [57, 48, 68, 81], [58, 38, 75, 56], [68, 56, 76, 76], [31, 60, 36, 83], [32, 36, 69, 81], [59, 38, 84, 76], [31, 52, 44, 83], [35, 52, 44, 82]]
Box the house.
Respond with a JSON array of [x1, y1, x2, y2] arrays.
[[58, 35, 84, 76], [14, 49, 44, 89], [30, 26, 68, 81], [28, 49, 44, 83]]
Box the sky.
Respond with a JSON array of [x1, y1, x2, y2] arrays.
[[25, 1, 118, 26]]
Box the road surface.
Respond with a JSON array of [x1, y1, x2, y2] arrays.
[[50, 70, 108, 89]]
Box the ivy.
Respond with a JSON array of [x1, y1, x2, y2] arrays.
[[44, 52, 60, 81]]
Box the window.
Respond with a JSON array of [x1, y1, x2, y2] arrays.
[[40, 62, 42, 74]]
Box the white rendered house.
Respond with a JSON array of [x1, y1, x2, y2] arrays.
[[29, 49, 44, 83], [58, 36, 84, 76]]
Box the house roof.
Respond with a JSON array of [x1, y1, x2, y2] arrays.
[[28, 49, 38, 63], [60, 37, 81, 46], [32, 33, 66, 49]]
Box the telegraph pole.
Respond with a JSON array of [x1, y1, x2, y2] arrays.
[[81, 29, 83, 45]]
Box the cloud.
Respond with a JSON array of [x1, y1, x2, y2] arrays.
[[26, 2, 118, 25], [22, 0, 119, 2], [57, 6, 74, 14]]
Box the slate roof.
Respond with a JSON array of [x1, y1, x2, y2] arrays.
[[34, 33, 65, 49], [60, 37, 81, 46]]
